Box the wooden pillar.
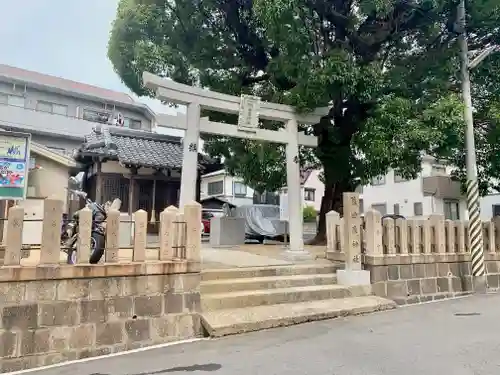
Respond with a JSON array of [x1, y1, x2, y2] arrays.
[[95, 160, 103, 204]]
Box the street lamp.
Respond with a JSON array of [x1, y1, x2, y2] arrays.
[[457, 0, 498, 292]]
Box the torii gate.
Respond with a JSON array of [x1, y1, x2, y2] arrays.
[[143, 72, 328, 258]]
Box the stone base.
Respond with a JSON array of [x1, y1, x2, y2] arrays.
[[474, 275, 488, 294], [280, 249, 314, 261], [337, 269, 371, 286]]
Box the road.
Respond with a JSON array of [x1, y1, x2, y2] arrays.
[[26, 293, 500, 375]]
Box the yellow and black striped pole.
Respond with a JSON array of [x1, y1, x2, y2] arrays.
[[458, 0, 487, 290], [466, 180, 485, 277]]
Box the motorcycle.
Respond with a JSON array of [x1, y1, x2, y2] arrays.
[[61, 189, 121, 264]]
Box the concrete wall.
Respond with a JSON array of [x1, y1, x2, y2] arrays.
[[0, 263, 201, 372]]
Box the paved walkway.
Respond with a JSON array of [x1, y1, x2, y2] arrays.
[[25, 293, 500, 375]]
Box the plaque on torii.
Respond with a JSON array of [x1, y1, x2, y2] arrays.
[[237, 94, 261, 133]]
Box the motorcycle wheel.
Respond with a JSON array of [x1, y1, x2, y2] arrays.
[[89, 232, 105, 264], [66, 232, 105, 265]]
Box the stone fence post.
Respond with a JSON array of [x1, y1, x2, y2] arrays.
[[133, 209, 148, 262], [105, 209, 120, 262], [365, 209, 382, 255], [184, 201, 201, 262], [160, 206, 177, 260], [4, 205, 24, 266], [326, 210, 340, 253], [40, 197, 63, 265], [337, 192, 370, 286], [77, 207, 92, 264]]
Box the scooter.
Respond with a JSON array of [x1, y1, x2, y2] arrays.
[[61, 189, 121, 264]]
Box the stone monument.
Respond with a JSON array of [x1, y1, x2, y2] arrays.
[[336, 192, 371, 286]]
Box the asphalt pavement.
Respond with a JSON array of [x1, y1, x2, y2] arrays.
[[23, 293, 500, 375]]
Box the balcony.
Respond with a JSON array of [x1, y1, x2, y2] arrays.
[[0, 104, 150, 140], [422, 175, 462, 199]]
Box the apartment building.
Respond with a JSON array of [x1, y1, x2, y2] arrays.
[[359, 156, 467, 220], [200, 169, 255, 206], [0, 64, 156, 155]]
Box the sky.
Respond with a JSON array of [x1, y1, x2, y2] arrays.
[[0, 0, 181, 135]]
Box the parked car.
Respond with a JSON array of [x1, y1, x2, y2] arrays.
[[201, 210, 224, 234]]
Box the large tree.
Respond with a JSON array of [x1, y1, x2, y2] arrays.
[[108, 0, 500, 243]]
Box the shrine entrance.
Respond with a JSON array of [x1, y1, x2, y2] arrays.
[[143, 72, 328, 258]]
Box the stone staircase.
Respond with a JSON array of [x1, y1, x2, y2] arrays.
[[200, 264, 396, 337]]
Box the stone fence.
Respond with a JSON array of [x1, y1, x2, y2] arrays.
[[0, 197, 202, 373], [326, 192, 500, 305]]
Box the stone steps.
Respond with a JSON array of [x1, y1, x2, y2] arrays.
[[201, 273, 337, 294], [202, 284, 372, 310], [201, 263, 340, 281], [201, 296, 396, 337], [200, 263, 395, 336]]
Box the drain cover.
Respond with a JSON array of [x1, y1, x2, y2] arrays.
[[454, 312, 481, 316]]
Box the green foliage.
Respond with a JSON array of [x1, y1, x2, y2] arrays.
[[303, 205, 317, 223], [108, 0, 500, 202]]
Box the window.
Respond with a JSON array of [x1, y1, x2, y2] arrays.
[[394, 170, 408, 183], [7, 95, 25, 107], [124, 117, 142, 129], [82, 108, 112, 124], [493, 204, 500, 217], [371, 175, 386, 186], [414, 202, 423, 216], [444, 200, 460, 220], [0, 93, 7, 104], [207, 181, 223, 196], [431, 164, 447, 175], [36, 101, 68, 116], [233, 182, 247, 196], [359, 199, 364, 213], [372, 203, 387, 215], [394, 204, 400, 215], [304, 188, 315, 201]]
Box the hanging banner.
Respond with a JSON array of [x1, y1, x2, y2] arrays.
[[0, 130, 31, 200]]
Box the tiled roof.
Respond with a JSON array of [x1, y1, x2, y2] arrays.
[[0, 64, 135, 104], [78, 127, 187, 169]]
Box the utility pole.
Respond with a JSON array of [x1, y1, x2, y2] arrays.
[[457, 0, 486, 291]]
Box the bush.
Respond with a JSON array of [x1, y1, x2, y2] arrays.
[[303, 206, 317, 222]]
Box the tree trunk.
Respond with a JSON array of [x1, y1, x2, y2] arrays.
[[307, 180, 348, 245]]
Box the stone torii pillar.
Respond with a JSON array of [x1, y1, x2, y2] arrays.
[[143, 72, 329, 258]]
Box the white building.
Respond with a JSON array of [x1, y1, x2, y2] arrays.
[[200, 169, 254, 206], [360, 156, 467, 220], [280, 169, 324, 212]]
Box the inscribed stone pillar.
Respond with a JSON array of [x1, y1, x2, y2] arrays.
[[342, 192, 362, 271], [336, 192, 370, 286]]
